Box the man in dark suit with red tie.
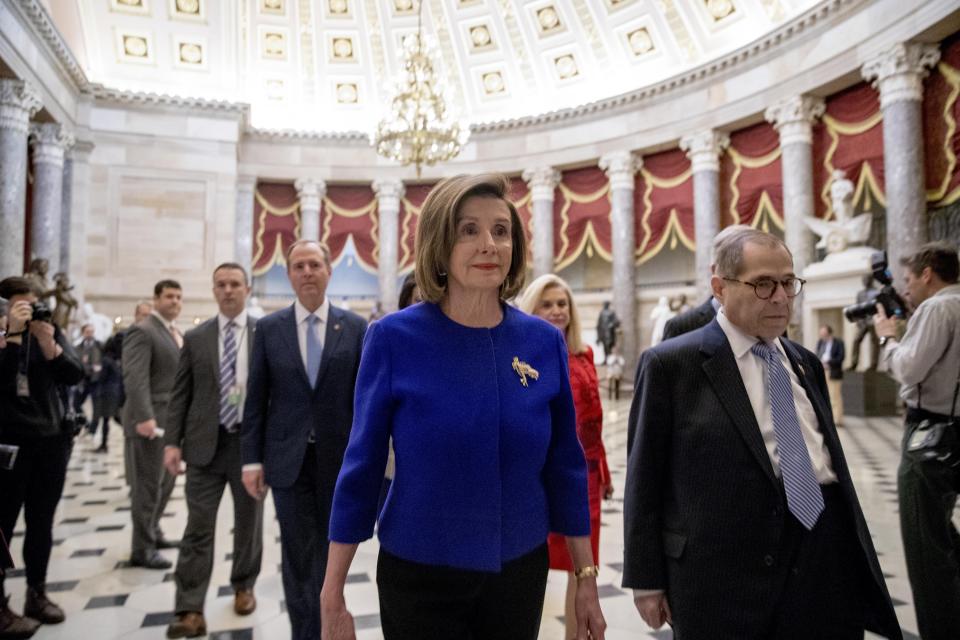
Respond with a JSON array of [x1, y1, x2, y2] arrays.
[[623, 228, 901, 639], [241, 240, 365, 640]]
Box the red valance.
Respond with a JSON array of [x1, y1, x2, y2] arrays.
[[924, 34, 960, 206], [251, 182, 298, 276], [812, 83, 885, 218], [322, 185, 377, 274], [554, 167, 612, 270], [635, 149, 694, 264], [721, 122, 783, 232]]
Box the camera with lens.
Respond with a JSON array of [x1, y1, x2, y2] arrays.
[[843, 251, 908, 322], [29, 301, 52, 324]]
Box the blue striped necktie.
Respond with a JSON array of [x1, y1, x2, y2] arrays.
[[306, 314, 322, 388], [219, 321, 239, 431], [751, 341, 824, 530]]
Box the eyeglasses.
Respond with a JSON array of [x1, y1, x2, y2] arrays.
[[722, 277, 806, 300]]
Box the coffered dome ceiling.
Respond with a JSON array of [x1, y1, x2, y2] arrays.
[[49, 0, 820, 133]]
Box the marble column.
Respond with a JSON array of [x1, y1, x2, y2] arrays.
[[0, 79, 42, 278], [599, 150, 641, 377], [862, 42, 940, 280], [765, 95, 825, 342], [522, 167, 561, 278], [29, 123, 74, 275], [60, 156, 73, 272], [294, 178, 325, 242], [373, 179, 405, 312], [65, 140, 94, 302], [235, 176, 257, 277], [681, 130, 730, 300]]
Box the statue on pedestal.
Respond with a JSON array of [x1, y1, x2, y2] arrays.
[[804, 169, 872, 254], [50, 272, 78, 331], [596, 301, 620, 360], [23, 258, 54, 303]]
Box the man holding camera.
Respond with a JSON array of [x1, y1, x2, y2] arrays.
[[874, 241, 960, 640], [0, 277, 84, 638]]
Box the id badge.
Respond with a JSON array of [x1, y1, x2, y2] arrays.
[[15, 372, 29, 398], [227, 384, 243, 407]]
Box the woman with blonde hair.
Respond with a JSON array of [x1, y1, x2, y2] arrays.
[[519, 274, 612, 640], [321, 174, 606, 640]]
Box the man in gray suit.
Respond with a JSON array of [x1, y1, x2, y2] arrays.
[[123, 279, 183, 570], [163, 264, 263, 638]]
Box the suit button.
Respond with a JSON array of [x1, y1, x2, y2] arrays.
[[763, 555, 775, 567]]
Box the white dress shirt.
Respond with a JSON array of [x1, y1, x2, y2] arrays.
[[819, 338, 833, 366], [218, 310, 250, 410], [294, 298, 329, 372], [716, 310, 837, 484]]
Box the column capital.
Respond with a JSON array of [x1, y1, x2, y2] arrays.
[[521, 167, 561, 201], [680, 130, 730, 173], [67, 139, 95, 162], [30, 123, 74, 168], [0, 79, 42, 135], [237, 175, 257, 193], [294, 177, 326, 210], [372, 178, 405, 204], [764, 95, 825, 146], [862, 42, 940, 108], [599, 151, 642, 190]]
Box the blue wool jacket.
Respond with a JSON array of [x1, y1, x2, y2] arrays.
[[329, 302, 590, 572]]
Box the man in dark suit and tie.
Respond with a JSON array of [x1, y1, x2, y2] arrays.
[[163, 264, 264, 638], [123, 280, 183, 570], [816, 324, 846, 427], [623, 228, 901, 639], [241, 240, 366, 640]]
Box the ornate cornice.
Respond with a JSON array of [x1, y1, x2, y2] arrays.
[[246, 127, 368, 142], [680, 131, 730, 173], [765, 95, 826, 146], [599, 152, 642, 190], [88, 84, 248, 117], [522, 167, 562, 201], [862, 42, 941, 108], [0, 79, 42, 135], [11, 0, 90, 91]]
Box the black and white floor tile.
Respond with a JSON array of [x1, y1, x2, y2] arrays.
[[4, 397, 942, 639]]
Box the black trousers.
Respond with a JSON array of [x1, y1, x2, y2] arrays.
[[764, 484, 873, 640], [898, 409, 960, 640], [0, 433, 72, 597], [377, 543, 549, 640], [271, 444, 335, 640]]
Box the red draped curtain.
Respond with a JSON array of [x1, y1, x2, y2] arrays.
[[721, 122, 783, 231], [635, 149, 694, 264], [925, 33, 960, 206], [322, 185, 377, 273], [251, 182, 299, 276], [554, 167, 612, 270]]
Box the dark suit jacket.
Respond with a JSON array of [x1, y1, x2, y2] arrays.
[[241, 303, 365, 489], [166, 316, 254, 467], [661, 297, 716, 341], [816, 338, 846, 380], [121, 315, 181, 439], [622, 319, 900, 639]]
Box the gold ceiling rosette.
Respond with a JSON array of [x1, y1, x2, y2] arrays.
[[371, 1, 469, 177]]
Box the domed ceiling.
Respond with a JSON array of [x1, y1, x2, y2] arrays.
[[48, 0, 820, 133]]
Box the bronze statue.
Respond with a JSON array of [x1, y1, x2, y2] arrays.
[[50, 272, 78, 331], [24, 258, 55, 303]]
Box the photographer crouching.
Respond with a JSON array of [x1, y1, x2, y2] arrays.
[[873, 242, 960, 640], [0, 277, 83, 639]]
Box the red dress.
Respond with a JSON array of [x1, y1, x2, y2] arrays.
[[547, 345, 610, 570]]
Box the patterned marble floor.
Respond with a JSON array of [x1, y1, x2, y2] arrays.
[[4, 395, 937, 639]]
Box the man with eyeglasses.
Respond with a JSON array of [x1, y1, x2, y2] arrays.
[[623, 228, 900, 639]]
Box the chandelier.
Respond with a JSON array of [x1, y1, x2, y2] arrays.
[[371, 1, 468, 177]]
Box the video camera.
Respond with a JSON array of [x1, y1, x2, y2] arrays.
[[843, 251, 908, 322]]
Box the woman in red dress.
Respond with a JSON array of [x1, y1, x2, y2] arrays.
[[519, 274, 612, 640]]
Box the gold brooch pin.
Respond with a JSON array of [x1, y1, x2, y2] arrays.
[[512, 357, 539, 387]]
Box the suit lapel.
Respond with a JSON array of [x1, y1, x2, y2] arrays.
[[149, 314, 179, 352], [280, 305, 313, 390], [313, 306, 345, 391], [780, 339, 836, 438], [204, 319, 220, 382], [700, 321, 779, 489]]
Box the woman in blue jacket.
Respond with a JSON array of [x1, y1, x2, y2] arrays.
[[321, 174, 606, 640]]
